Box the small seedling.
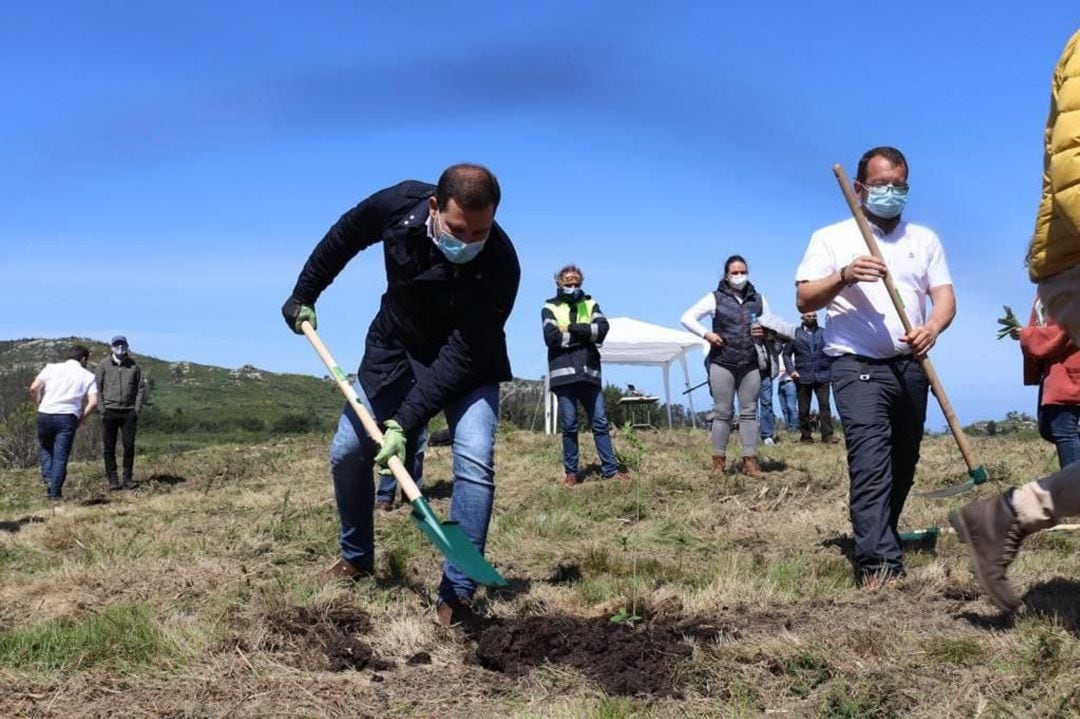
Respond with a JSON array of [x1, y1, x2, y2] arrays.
[[609, 606, 641, 626], [996, 305, 1020, 340], [615, 421, 647, 470]]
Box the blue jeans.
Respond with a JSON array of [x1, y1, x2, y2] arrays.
[[758, 374, 776, 440], [778, 379, 798, 430], [37, 413, 79, 498], [1039, 404, 1080, 469], [554, 383, 619, 477], [329, 378, 498, 604]]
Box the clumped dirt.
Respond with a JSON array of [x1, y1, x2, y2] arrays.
[[264, 605, 392, 672], [0, 515, 45, 533], [474, 614, 732, 697]]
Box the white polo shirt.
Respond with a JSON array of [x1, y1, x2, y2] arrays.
[[34, 360, 97, 416], [795, 218, 952, 359]]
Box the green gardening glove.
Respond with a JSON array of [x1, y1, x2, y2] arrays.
[[374, 419, 406, 476], [281, 296, 317, 334]]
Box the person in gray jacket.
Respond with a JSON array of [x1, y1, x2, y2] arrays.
[[95, 335, 146, 490]]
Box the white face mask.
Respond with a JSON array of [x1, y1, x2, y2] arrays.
[[112, 345, 128, 358], [727, 274, 749, 290]]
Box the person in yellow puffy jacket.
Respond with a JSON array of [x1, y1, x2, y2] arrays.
[[1027, 29, 1080, 302], [951, 29, 1080, 613]]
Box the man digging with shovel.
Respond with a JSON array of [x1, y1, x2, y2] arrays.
[[282, 163, 520, 627], [950, 30, 1080, 613]]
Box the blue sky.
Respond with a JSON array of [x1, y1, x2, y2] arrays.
[[2, 2, 1077, 428]]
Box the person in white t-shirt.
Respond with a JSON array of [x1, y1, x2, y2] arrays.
[[795, 146, 956, 589], [29, 345, 99, 501]]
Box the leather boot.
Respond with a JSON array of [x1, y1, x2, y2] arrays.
[[320, 557, 374, 585], [711, 456, 726, 474], [949, 493, 1029, 612], [742, 456, 762, 478]]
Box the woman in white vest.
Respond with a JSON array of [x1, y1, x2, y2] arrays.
[[681, 255, 771, 477]]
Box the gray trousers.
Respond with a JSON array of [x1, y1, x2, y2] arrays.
[[831, 355, 928, 573], [708, 363, 760, 457]]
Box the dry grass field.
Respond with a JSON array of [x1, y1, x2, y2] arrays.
[[1, 426, 1078, 718]]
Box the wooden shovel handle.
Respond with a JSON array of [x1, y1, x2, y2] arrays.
[[301, 321, 422, 502], [832, 165, 980, 474]]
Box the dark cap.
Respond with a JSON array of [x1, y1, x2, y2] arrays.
[[110, 335, 128, 346]]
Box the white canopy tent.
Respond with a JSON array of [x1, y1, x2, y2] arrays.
[[545, 316, 706, 432]]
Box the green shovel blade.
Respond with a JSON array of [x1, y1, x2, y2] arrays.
[[409, 497, 508, 587]]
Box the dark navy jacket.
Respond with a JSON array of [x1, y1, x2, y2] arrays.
[[782, 325, 832, 385], [289, 180, 520, 432], [708, 280, 764, 369]]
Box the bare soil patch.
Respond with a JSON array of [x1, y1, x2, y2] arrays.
[[263, 604, 393, 672], [473, 613, 737, 697]]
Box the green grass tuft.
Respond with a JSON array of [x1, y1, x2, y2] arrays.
[[0, 602, 181, 672]]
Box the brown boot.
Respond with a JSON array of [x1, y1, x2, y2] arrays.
[[320, 557, 373, 585], [563, 472, 580, 488], [711, 456, 726, 474], [949, 493, 1028, 612], [742, 456, 762, 478], [436, 595, 482, 630]]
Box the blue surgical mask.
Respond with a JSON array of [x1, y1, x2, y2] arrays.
[[864, 185, 908, 219], [560, 287, 583, 299], [433, 213, 487, 264]]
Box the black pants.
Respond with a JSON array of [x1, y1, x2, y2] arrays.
[[831, 355, 928, 574], [102, 409, 138, 481], [796, 381, 834, 440]]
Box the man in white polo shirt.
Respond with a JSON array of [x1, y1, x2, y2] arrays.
[[29, 344, 99, 501], [795, 146, 956, 588]]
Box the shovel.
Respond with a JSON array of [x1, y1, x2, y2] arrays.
[[301, 321, 508, 587], [900, 523, 1080, 543], [833, 165, 988, 498]]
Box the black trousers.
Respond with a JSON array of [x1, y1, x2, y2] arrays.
[[796, 381, 834, 439], [831, 355, 928, 574], [102, 409, 138, 481]]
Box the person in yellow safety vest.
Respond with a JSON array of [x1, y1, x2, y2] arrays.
[[541, 265, 628, 487]]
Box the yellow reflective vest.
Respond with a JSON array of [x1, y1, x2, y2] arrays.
[[541, 295, 609, 388]]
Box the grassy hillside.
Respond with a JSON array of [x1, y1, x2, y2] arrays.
[[1, 427, 1077, 718], [0, 338, 346, 453]]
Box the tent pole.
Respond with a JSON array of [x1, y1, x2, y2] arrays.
[[543, 373, 552, 435], [663, 362, 673, 428], [680, 352, 696, 428]]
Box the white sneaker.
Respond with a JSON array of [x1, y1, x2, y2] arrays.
[[763, 437, 775, 446]]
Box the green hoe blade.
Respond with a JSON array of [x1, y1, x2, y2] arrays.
[[409, 497, 508, 587], [917, 465, 989, 499], [899, 526, 943, 542]]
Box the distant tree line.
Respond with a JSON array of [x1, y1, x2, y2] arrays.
[[138, 404, 328, 435], [963, 411, 1039, 437]]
